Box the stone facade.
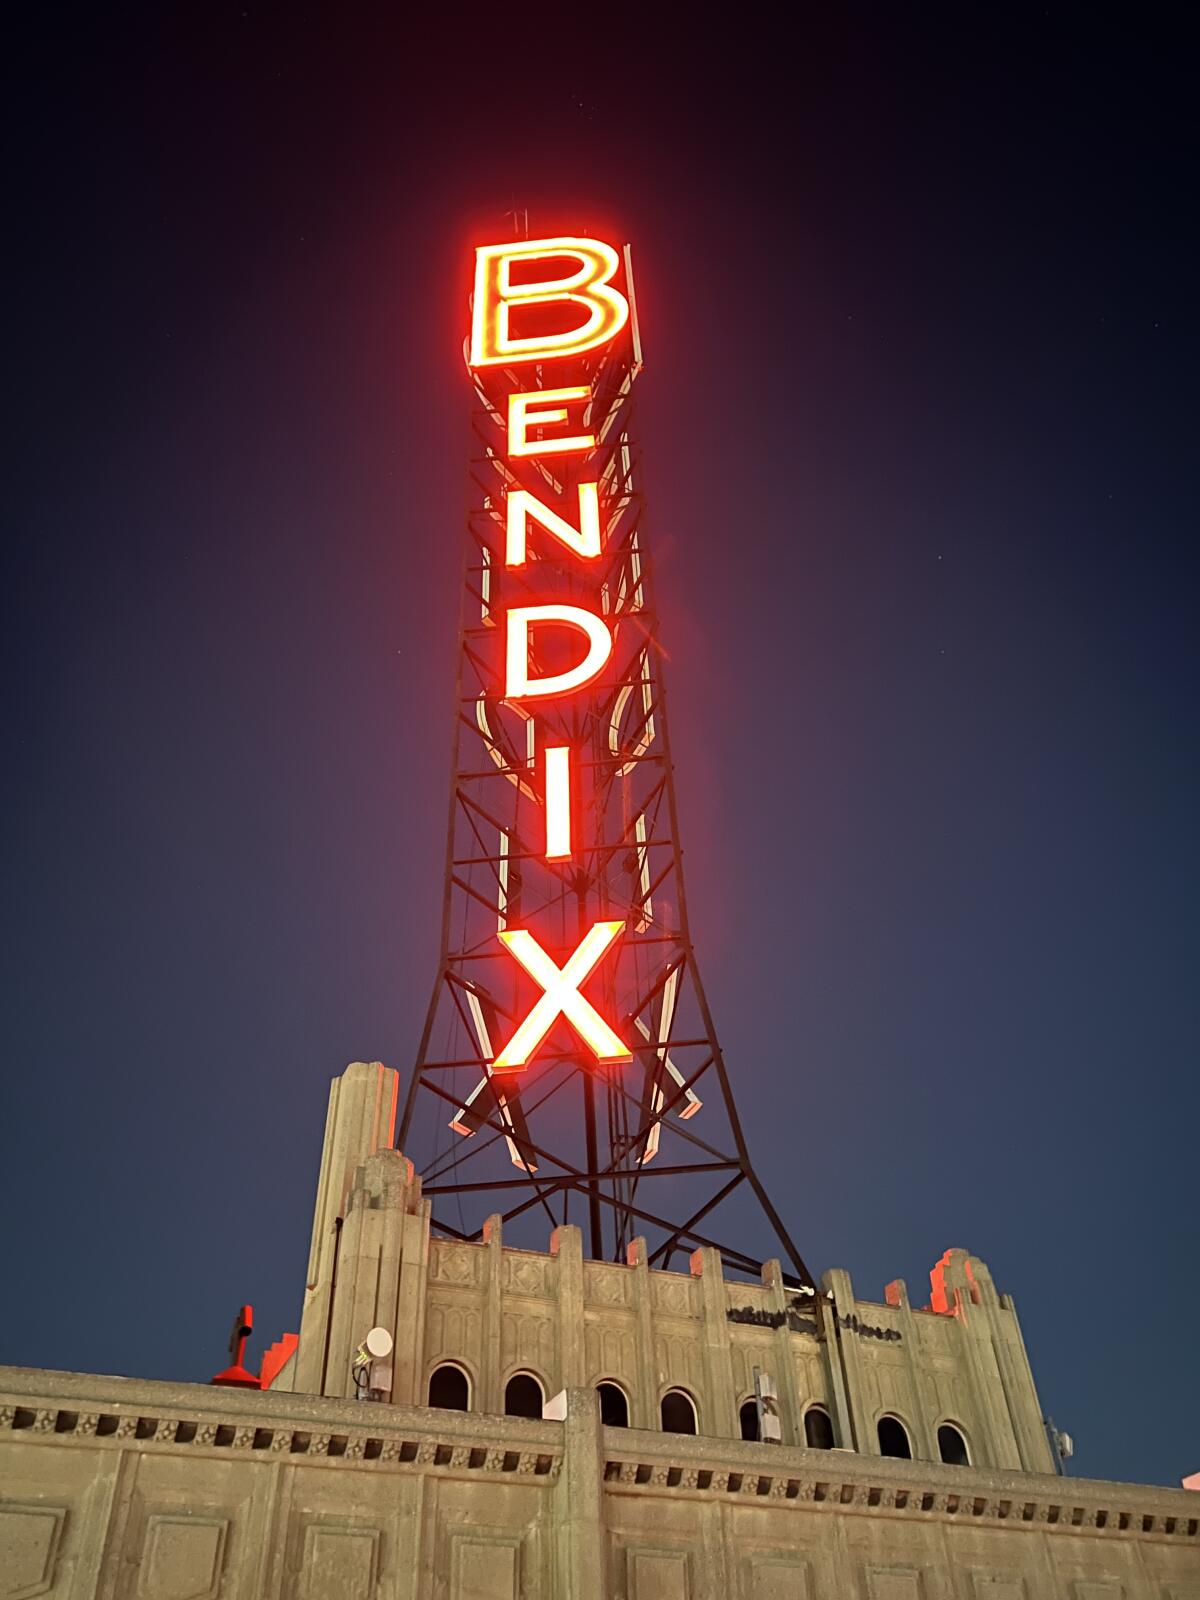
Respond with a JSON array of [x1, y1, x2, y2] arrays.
[[281, 1065, 1058, 1476], [1, 1370, 1197, 1597], [2, 1061, 1196, 1596]]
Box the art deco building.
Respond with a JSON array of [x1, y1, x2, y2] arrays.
[[1, 1058, 1196, 1598]]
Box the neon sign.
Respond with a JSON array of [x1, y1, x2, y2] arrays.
[[506, 387, 595, 457], [470, 235, 634, 1074], [470, 238, 629, 366], [492, 922, 631, 1071], [402, 226, 819, 1289], [504, 603, 614, 701], [505, 483, 601, 567]]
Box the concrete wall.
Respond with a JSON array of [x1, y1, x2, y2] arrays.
[[1, 1368, 1196, 1599]]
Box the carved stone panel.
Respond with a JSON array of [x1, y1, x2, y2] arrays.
[[431, 1243, 483, 1286], [650, 1276, 697, 1317], [586, 1319, 637, 1385], [504, 1254, 550, 1299], [934, 1371, 973, 1429], [425, 1303, 482, 1371], [501, 1311, 555, 1375], [139, 1515, 228, 1600], [298, 1525, 379, 1600], [730, 1337, 773, 1398], [586, 1263, 632, 1307], [450, 1534, 520, 1600], [793, 1351, 826, 1406], [866, 1567, 924, 1600], [653, 1330, 701, 1392], [725, 1283, 773, 1313], [743, 1555, 812, 1599], [917, 1316, 956, 1352], [0, 1505, 65, 1600], [971, 1579, 1026, 1600], [625, 1548, 690, 1600]]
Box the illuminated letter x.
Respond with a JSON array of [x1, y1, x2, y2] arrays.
[[493, 921, 631, 1072]]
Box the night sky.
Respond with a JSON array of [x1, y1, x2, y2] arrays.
[[4, 11, 1196, 1489]]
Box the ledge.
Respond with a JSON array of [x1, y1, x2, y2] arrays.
[[0, 1365, 561, 1481], [2, 1365, 1195, 1549], [599, 1425, 1199, 1544]]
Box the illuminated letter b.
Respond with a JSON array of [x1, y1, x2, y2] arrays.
[[471, 237, 630, 366]]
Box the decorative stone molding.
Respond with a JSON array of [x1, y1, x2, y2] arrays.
[[0, 1380, 563, 1484], [598, 1433, 1200, 1547], [2, 1369, 1193, 1553]]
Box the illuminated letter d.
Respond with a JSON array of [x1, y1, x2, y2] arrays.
[[505, 605, 613, 700]]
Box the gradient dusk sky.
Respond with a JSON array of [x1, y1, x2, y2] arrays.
[[3, 10, 1196, 1487]]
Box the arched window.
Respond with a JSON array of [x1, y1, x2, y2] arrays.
[[877, 1415, 912, 1459], [427, 1362, 470, 1411], [938, 1422, 970, 1465], [804, 1405, 834, 1449], [739, 1398, 759, 1441], [504, 1372, 543, 1419], [660, 1388, 697, 1435], [597, 1382, 629, 1428]]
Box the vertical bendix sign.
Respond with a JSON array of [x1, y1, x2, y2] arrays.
[[400, 226, 816, 1289], [467, 237, 639, 1076]]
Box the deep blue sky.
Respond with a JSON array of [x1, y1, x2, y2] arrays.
[[4, 11, 1196, 1487]]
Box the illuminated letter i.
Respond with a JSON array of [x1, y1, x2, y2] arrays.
[[545, 745, 571, 860]]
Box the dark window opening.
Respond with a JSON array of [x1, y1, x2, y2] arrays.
[[428, 1363, 469, 1411], [878, 1415, 912, 1459], [739, 1398, 759, 1441], [938, 1423, 970, 1465], [805, 1406, 835, 1449], [597, 1382, 629, 1428], [660, 1389, 697, 1435], [504, 1372, 543, 1419]]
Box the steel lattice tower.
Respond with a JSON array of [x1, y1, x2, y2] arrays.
[[398, 239, 815, 1288]]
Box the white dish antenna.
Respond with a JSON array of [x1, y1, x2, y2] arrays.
[[364, 1326, 393, 1360]]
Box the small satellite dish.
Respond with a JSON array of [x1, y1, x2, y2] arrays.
[[365, 1327, 393, 1359]]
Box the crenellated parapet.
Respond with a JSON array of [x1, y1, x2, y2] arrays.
[[280, 1065, 1057, 1478]]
